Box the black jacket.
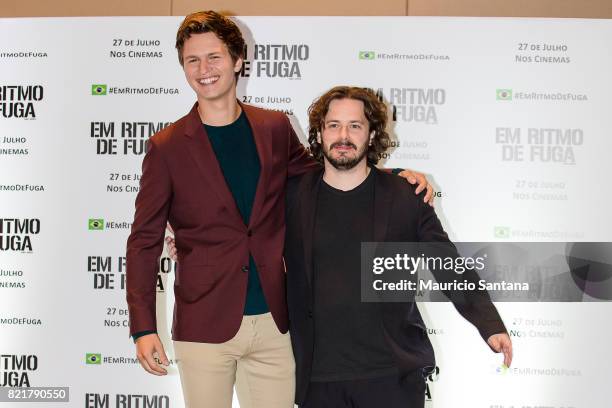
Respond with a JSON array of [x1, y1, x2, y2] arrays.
[[284, 168, 507, 404]]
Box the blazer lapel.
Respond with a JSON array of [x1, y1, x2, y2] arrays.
[[241, 103, 272, 229], [298, 169, 323, 289], [182, 103, 244, 227], [373, 168, 393, 242]]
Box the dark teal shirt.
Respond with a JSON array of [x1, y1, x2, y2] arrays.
[[204, 110, 269, 316]]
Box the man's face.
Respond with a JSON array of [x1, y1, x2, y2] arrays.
[[320, 98, 372, 170], [182, 32, 242, 102]]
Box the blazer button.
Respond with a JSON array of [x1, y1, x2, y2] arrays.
[[247, 230, 252, 237], [307, 310, 313, 318], [241, 265, 249, 273]]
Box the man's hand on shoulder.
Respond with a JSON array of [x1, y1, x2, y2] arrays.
[[397, 169, 435, 206], [487, 332, 513, 368], [135, 333, 170, 376]]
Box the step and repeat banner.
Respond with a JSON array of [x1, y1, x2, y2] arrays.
[[1, 16, 611, 408]]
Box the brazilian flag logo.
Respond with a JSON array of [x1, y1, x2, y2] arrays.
[[91, 84, 107, 95], [496, 89, 512, 101], [86, 353, 102, 365], [88, 219, 104, 230], [494, 226, 510, 239], [359, 51, 375, 60], [496, 364, 509, 374]]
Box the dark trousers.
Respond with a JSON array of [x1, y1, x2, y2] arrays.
[[301, 373, 426, 408]]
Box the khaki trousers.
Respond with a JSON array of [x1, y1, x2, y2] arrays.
[[174, 313, 295, 408]]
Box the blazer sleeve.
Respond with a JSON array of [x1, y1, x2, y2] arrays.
[[416, 196, 507, 342], [284, 115, 321, 178], [126, 139, 172, 336]]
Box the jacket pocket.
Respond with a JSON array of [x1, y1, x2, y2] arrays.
[[174, 264, 216, 303]]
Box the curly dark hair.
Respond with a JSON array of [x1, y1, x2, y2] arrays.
[[307, 86, 390, 165], [175, 11, 246, 69]]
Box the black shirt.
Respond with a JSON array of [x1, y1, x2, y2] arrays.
[[311, 169, 397, 382]]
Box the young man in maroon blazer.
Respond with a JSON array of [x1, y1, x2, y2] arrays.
[[126, 11, 433, 408]]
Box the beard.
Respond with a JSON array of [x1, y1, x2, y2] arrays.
[[322, 140, 369, 170]]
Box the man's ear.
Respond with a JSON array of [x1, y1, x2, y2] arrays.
[[233, 57, 243, 72]]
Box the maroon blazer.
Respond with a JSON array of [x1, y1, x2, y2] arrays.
[[126, 102, 319, 343]]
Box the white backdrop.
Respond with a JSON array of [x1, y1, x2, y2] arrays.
[[1, 16, 611, 408]]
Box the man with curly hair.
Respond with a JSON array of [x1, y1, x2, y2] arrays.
[[283, 86, 513, 407]]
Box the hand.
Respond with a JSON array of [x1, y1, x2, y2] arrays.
[[487, 332, 513, 368], [165, 223, 177, 262], [135, 333, 170, 375], [398, 169, 434, 206]]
